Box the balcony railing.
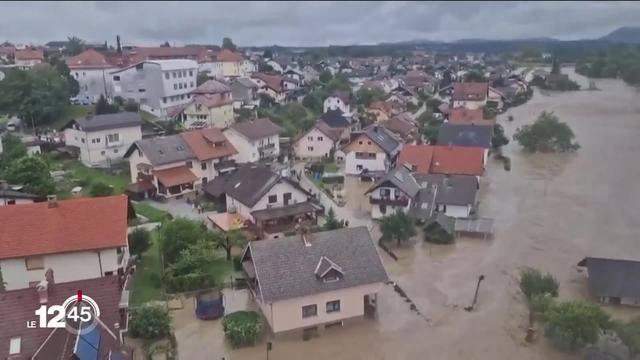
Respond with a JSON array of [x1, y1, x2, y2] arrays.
[[369, 196, 409, 207], [214, 159, 237, 171], [258, 143, 276, 151]]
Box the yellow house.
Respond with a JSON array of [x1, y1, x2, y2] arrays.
[[182, 79, 235, 129], [216, 49, 244, 78]]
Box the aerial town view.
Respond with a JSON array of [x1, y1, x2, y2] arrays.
[[1, 1, 640, 359]]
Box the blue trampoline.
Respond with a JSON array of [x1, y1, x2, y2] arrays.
[[195, 290, 225, 320]]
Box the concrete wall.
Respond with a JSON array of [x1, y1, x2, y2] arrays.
[[0, 248, 123, 290], [437, 204, 471, 218], [72, 68, 117, 100], [345, 151, 387, 175], [65, 125, 142, 167], [293, 128, 335, 159], [259, 283, 383, 333]]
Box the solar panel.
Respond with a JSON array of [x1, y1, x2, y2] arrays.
[[74, 323, 101, 360]]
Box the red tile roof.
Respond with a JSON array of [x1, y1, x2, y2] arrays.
[[0, 195, 129, 260], [452, 82, 489, 101], [0, 276, 123, 359], [448, 107, 494, 126], [431, 145, 485, 176], [66, 49, 114, 69], [180, 128, 237, 161], [128, 46, 214, 63], [252, 73, 283, 92], [192, 94, 233, 109], [14, 49, 43, 61], [154, 166, 198, 187], [398, 145, 434, 174], [216, 49, 244, 62], [382, 116, 418, 139]]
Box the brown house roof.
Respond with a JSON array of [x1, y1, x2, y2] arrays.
[[252, 73, 284, 92], [452, 82, 489, 101], [14, 49, 43, 61], [128, 46, 214, 63], [431, 145, 485, 176], [448, 107, 494, 126], [180, 128, 237, 161], [0, 195, 129, 260], [382, 116, 417, 139], [192, 94, 233, 109], [229, 118, 282, 140], [154, 166, 198, 187], [216, 49, 244, 62], [66, 49, 113, 69], [398, 144, 434, 174]]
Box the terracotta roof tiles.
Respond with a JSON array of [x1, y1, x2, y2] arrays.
[[431, 145, 485, 176], [398, 145, 434, 174], [180, 128, 237, 161]]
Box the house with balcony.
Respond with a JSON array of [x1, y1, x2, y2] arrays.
[[214, 49, 247, 79], [182, 79, 235, 129], [412, 173, 479, 219], [293, 121, 344, 160], [251, 73, 287, 104], [231, 77, 260, 109], [365, 166, 420, 219], [109, 59, 198, 118], [0, 195, 130, 291], [63, 112, 142, 168], [224, 118, 282, 163], [124, 128, 237, 199], [203, 164, 322, 239], [343, 125, 402, 175], [241, 227, 388, 336]]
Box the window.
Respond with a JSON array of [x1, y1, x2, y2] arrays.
[[113, 149, 118, 154], [307, 146, 314, 151], [202, 177, 208, 184], [165, 73, 170, 80], [81, 138, 85, 143], [317, 136, 323, 141], [268, 195, 277, 203], [9, 337, 21, 355], [186, 161, 193, 168], [358, 141, 363, 145], [189, 70, 193, 77], [104, 271, 114, 276], [178, 71, 182, 78], [173, 72, 177, 78], [163, 97, 167, 104], [201, 162, 207, 170], [326, 300, 341, 313], [367, 141, 372, 145], [179, 83, 183, 89], [113, 75, 120, 81], [174, 84, 178, 90], [302, 304, 317, 318], [96, 138, 100, 143], [190, 82, 194, 88], [182, 70, 187, 77], [307, 136, 313, 141], [91, 138, 96, 144], [138, 88, 146, 93], [101, 151, 106, 155], [25, 256, 44, 270], [107, 133, 120, 143], [181, 94, 185, 100], [356, 164, 363, 171]]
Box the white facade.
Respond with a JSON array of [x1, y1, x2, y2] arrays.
[[226, 181, 307, 223], [110, 60, 198, 118], [240, 60, 256, 77], [257, 283, 383, 333], [65, 125, 142, 167], [323, 96, 350, 114], [344, 151, 387, 175], [452, 98, 486, 110], [293, 128, 335, 159], [436, 204, 472, 218], [0, 247, 126, 291], [199, 62, 224, 79], [71, 67, 117, 101], [369, 187, 412, 220], [0, 197, 34, 206], [14, 58, 41, 68], [224, 128, 280, 163]]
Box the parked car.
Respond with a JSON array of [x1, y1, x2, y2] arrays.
[[70, 95, 92, 106]]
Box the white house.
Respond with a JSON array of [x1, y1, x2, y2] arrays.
[[224, 118, 282, 163], [110, 59, 198, 118], [343, 126, 402, 175], [323, 90, 352, 114], [13, 49, 43, 69], [451, 82, 489, 110], [251, 73, 287, 104], [293, 122, 342, 160], [241, 227, 388, 335], [365, 166, 419, 219], [0, 195, 129, 291], [182, 79, 235, 129], [63, 112, 142, 168], [66, 49, 120, 101]]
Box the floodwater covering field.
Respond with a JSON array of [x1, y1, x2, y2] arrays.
[[172, 69, 640, 360]]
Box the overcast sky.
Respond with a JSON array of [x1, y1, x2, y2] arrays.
[[2, 1, 639, 47]]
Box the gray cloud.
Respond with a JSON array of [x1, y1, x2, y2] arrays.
[[0, 1, 638, 47]]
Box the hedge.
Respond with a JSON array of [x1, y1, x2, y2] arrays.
[[223, 311, 263, 348], [164, 273, 216, 293], [321, 175, 344, 184]]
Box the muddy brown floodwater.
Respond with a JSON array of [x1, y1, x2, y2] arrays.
[[171, 69, 640, 360]]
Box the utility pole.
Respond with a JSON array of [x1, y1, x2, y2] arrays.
[[465, 275, 485, 311]]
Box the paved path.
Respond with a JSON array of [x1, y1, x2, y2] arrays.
[[140, 199, 206, 222]]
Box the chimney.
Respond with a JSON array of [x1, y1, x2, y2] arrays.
[[47, 195, 58, 208], [45, 268, 55, 286], [36, 280, 49, 304]]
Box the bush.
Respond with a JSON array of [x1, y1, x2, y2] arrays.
[[129, 305, 171, 339], [223, 311, 263, 348], [530, 293, 555, 315], [232, 255, 243, 272], [543, 300, 611, 351], [321, 175, 344, 184], [520, 268, 559, 300], [129, 228, 151, 257], [123, 99, 139, 112], [164, 273, 216, 293], [423, 221, 454, 244], [88, 181, 114, 197]]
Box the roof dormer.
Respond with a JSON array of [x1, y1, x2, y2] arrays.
[[314, 256, 344, 283]]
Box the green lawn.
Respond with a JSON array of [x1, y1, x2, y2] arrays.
[[47, 155, 130, 199], [134, 203, 171, 223], [130, 231, 165, 306], [324, 161, 338, 173]]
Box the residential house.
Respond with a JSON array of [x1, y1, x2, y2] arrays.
[[251, 73, 287, 103], [0, 195, 130, 291], [302, 66, 320, 82], [215, 49, 246, 79], [323, 90, 352, 114], [63, 112, 142, 168], [0, 46, 15, 62], [293, 121, 343, 160], [128, 46, 214, 63], [437, 123, 492, 163], [66, 49, 120, 101], [578, 257, 640, 306], [343, 125, 402, 175], [367, 101, 395, 122], [447, 107, 495, 126], [204, 164, 321, 239], [365, 166, 420, 219], [319, 109, 353, 137], [110, 59, 198, 118], [224, 118, 282, 163], [0, 187, 38, 206], [13, 49, 43, 68], [241, 226, 388, 334], [381, 114, 419, 143], [231, 77, 260, 109], [451, 82, 489, 109], [397, 144, 485, 177], [413, 174, 478, 218], [182, 79, 235, 129], [124, 128, 237, 199]]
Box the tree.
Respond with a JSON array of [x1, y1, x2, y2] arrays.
[[48, 55, 79, 96], [197, 71, 210, 86], [4, 156, 55, 197], [88, 181, 114, 197], [160, 41, 170, 48], [66, 36, 85, 56], [356, 87, 385, 107], [129, 305, 171, 339], [302, 93, 322, 114], [95, 95, 119, 115], [167, 239, 217, 277], [237, 108, 255, 121], [160, 218, 211, 265], [519, 268, 559, 300], [128, 228, 151, 257], [615, 318, 640, 357], [423, 220, 454, 244], [543, 300, 611, 351], [492, 123, 509, 149], [0, 133, 27, 171], [223, 311, 263, 348], [513, 111, 580, 152], [258, 93, 276, 108], [425, 98, 442, 111], [123, 99, 139, 112], [417, 109, 443, 144], [380, 211, 416, 247], [324, 208, 344, 231], [222, 37, 237, 51], [213, 230, 247, 261], [319, 70, 332, 83], [263, 49, 273, 59]]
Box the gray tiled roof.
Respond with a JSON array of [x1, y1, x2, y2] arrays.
[[127, 135, 194, 166], [363, 125, 402, 156], [69, 112, 141, 132], [366, 166, 420, 198], [414, 174, 478, 206], [246, 227, 388, 303], [580, 257, 640, 299], [437, 123, 492, 149], [320, 109, 350, 128]]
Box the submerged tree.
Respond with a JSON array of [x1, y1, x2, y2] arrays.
[[380, 211, 416, 247], [513, 111, 580, 152]]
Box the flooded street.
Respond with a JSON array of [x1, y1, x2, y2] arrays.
[[172, 69, 640, 360]]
